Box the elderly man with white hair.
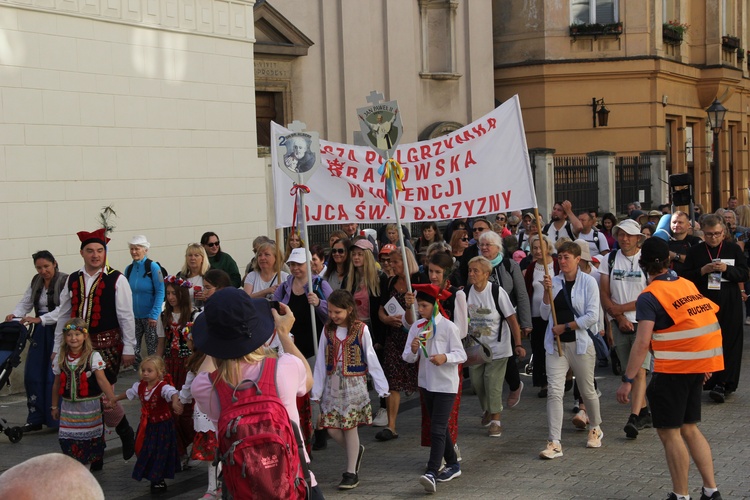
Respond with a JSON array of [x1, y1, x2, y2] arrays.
[[0, 453, 105, 499], [125, 235, 165, 368]]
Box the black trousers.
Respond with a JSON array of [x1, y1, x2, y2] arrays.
[[421, 389, 457, 475]]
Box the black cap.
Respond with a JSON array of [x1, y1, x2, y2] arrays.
[[639, 237, 669, 265]]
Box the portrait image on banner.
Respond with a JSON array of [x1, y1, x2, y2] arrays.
[[276, 131, 320, 181], [357, 100, 402, 159]]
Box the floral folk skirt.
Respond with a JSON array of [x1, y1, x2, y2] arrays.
[[320, 366, 372, 430]]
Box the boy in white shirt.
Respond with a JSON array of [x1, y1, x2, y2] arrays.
[[403, 284, 467, 493]]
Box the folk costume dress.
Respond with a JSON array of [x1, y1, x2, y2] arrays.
[[157, 310, 199, 456], [178, 371, 217, 461], [312, 321, 389, 429], [53, 351, 107, 465], [126, 380, 181, 482]]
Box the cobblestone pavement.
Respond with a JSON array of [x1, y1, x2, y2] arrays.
[[2, 337, 749, 499]]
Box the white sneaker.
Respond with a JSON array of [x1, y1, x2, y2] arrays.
[[586, 427, 603, 448], [372, 408, 388, 427], [539, 441, 563, 459]]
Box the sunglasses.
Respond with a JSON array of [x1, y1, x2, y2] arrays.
[[473, 227, 486, 233], [460, 237, 469, 241], [496, 217, 506, 222], [509, 225, 518, 229], [331, 248, 346, 254], [380, 258, 391, 263], [206, 242, 220, 248]]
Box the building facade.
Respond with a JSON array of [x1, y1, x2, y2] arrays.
[[493, 0, 750, 209]]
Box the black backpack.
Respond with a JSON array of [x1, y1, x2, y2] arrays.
[[125, 258, 167, 281]]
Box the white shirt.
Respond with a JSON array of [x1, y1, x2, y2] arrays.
[[125, 380, 178, 402], [311, 324, 389, 400], [52, 351, 105, 375], [531, 262, 555, 317], [467, 284, 517, 359], [579, 228, 610, 260], [598, 250, 647, 322], [12, 285, 62, 326], [402, 315, 467, 393], [179, 371, 216, 433], [244, 271, 289, 298], [53, 267, 135, 355]]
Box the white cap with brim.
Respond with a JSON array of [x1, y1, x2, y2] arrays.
[[286, 247, 310, 264]]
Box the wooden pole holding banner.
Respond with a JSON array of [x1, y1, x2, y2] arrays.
[[535, 208, 563, 357], [297, 176, 318, 357], [386, 162, 417, 322]]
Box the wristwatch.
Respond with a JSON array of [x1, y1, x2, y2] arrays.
[[564, 323, 572, 332], [621, 374, 635, 384]]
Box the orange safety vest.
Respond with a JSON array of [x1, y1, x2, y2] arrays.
[[643, 277, 724, 374]]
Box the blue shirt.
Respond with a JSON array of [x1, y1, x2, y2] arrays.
[[126, 258, 165, 320]]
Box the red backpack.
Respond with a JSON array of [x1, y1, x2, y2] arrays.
[[210, 357, 309, 500]]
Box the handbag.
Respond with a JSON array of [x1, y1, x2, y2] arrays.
[[463, 334, 492, 367]]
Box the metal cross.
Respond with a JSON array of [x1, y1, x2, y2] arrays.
[[287, 120, 307, 133], [365, 90, 384, 106]]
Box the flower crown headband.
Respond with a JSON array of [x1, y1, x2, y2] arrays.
[[164, 275, 193, 289], [63, 324, 89, 334]]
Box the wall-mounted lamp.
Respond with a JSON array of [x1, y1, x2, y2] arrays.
[[592, 98, 610, 128]]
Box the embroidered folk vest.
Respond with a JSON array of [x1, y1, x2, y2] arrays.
[[68, 269, 122, 333], [325, 321, 367, 377], [644, 277, 724, 374], [59, 353, 103, 401], [137, 380, 173, 424]]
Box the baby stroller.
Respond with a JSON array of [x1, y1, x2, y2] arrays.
[[0, 320, 32, 443]]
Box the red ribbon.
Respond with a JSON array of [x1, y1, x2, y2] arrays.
[[135, 408, 147, 456], [289, 184, 310, 235]]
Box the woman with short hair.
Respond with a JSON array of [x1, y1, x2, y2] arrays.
[[243, 242, 288, 300], [177, 243, 210, 309]]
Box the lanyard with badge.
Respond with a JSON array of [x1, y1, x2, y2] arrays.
[[707, 242, 723, 290]]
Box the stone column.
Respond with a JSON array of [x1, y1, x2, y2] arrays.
[[642, 151, 668, 208], [529, 148, 555, 219], [587, 150, 617, 215]]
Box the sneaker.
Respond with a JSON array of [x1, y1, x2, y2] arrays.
[[419, 472, 437, 493], [624, 414, 639, 439], [572, 410, 589, 430], [507, 381, 524, 408], [709, 385, 726, 404], [488, 421, 502, 438], [700, 487, 723, 500], [355, 444, 365, 474], [481, 411, 491, 427], [539, 441, 563, 459], [537, 388, 547, 398], [437, 463, 461, 482], [372, 407, 388, 427], [586, 427, 603, 448], [636, 412, 653, 430], [338, 472, 359, 490]]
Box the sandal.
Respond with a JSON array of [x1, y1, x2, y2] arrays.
[[150, 480, 167, 494], [375, 428, 399, 441]]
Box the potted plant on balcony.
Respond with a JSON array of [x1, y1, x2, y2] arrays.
[[722, 35, 741, 50], [663, 20, 688, 45], [570, 21, 623, 39]]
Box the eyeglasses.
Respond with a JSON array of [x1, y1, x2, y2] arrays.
[[496, 217, 506, 222], [460, 237, 469, 241], [380, 258, 390, 264], [473, 227, 486, 233], [704, 230, 724, 238], [206, 242, 220, 248], [331, 248, 346, 254]]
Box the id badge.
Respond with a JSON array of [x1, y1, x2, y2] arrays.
[[708, 272, 722, 290], [330, 372, 341, 398]]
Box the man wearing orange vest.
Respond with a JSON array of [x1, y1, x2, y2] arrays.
[[617, 238, 723, 500]]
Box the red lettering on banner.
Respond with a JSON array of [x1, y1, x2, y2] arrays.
[[307, 205, 320, 221], [348, 149, 357, 162], [363, 168, 375, 183], [455, 134, 465, 145], [420, 144, 432, 159], [369, 205, 387, 220], [489, 194, 500, 212], [365, 151, 379, 165], [431, 184, 442, 200], [450, 155, 460, 173], [465, 150, 477, 169], [407, 148, 419, 163], [463, 199, 475, 214], [417, 186, 428, 201], [349, 183, 364, 198], [435, 159, 445, 177], [369, 187, 386, 200], [432, 141, 443, 156], [487, 118, 496, 130], [501, 190, 511, 208], [478, 197, 486, 213], [443, 137, 454, 150], [453, 202, 463, 218], [338, 205, 348, 219], [322, 145, 333, 154], [472, 123, 487, 136], [355, 203, 365, 219], [414, 207, 425, 220], [438, 205, 451, 219], [346, 166, 358, 179], [325, 205, 336, 219], [336, 147, 345, 157], [327, 158, 345, 177], [415, 162, 430, 180]]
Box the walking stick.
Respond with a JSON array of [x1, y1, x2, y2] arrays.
[[535, 208, 563, 357]]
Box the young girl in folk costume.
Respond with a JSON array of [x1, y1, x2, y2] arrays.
[[403, 284, 467, 493], [50, 318, 118, 467], [312, 290, 389, 490], [155, 275, 199, 463], [114, 355, 183, 494], [179, 349, 220, 500]]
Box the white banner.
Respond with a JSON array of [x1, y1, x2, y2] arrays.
[[271, 95, 537, 228]]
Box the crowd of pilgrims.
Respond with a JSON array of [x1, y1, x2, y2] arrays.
[[7, 201, 747, 496]]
